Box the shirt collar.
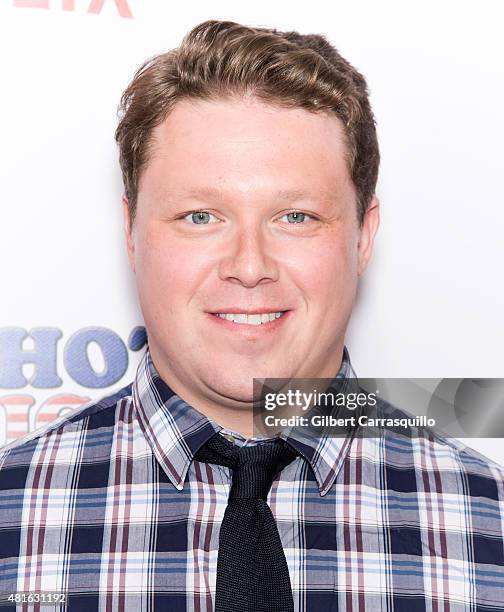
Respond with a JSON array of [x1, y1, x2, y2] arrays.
[[133, 344, 358, 497]]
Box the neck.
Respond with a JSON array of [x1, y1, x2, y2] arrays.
[[147, 343, 345, 439]]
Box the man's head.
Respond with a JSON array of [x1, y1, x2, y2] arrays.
[[115, 20, 380, 424], [116, 20, 379, 230]]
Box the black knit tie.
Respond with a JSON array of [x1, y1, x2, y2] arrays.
[[193, 432, 299, 612]]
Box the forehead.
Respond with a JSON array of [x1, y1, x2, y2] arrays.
[[140, 96, 354, 202]]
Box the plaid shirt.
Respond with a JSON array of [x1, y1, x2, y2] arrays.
[[1, 345, 503, 611]]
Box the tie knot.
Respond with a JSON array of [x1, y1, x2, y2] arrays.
[[194, 433, 299, 500]]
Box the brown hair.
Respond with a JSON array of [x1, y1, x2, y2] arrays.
[[115, 19, 379, 227]]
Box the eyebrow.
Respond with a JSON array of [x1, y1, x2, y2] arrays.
[[169, 187, 337, 204]]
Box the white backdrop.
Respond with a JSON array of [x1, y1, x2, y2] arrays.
[[1, 0, 503, 462]]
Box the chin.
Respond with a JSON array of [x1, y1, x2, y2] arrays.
[[204, 371, 264, 403]]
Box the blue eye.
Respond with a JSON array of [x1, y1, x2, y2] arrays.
[[184, 211, 218, 224], [279, 211, 312, 224]]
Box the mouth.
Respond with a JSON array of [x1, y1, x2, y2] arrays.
[[210, 310, 289, 325], [206, 310, 292, 333]]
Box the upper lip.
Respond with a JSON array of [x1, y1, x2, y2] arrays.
[[208, 308, 290, 314]]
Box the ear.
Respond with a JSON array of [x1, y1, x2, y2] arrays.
[[357, 196, 380, 276], [122, 195, 136, 274]]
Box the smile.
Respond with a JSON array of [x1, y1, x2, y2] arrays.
[[211, 311, 288, 325]]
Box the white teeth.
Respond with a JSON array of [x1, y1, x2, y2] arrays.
[[214, 312, 286, 325], [247, 314, 262, 325]]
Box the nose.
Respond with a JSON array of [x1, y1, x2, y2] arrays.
[[218, 223, 280, 287]]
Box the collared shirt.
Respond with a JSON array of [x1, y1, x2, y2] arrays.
[[1, 345, 503, 611]]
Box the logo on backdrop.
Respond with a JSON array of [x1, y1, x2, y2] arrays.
[[12, 0, 133, 18], [0, 326, 147, 446]]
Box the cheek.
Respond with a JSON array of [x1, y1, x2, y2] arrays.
[[291, 233, 358, 297], [135, 228, 210, 305]]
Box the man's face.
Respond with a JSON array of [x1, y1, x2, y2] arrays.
[[123, 96, 379, 408]]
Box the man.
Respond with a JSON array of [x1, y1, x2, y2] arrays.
[[1, 19, 503, 612]]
